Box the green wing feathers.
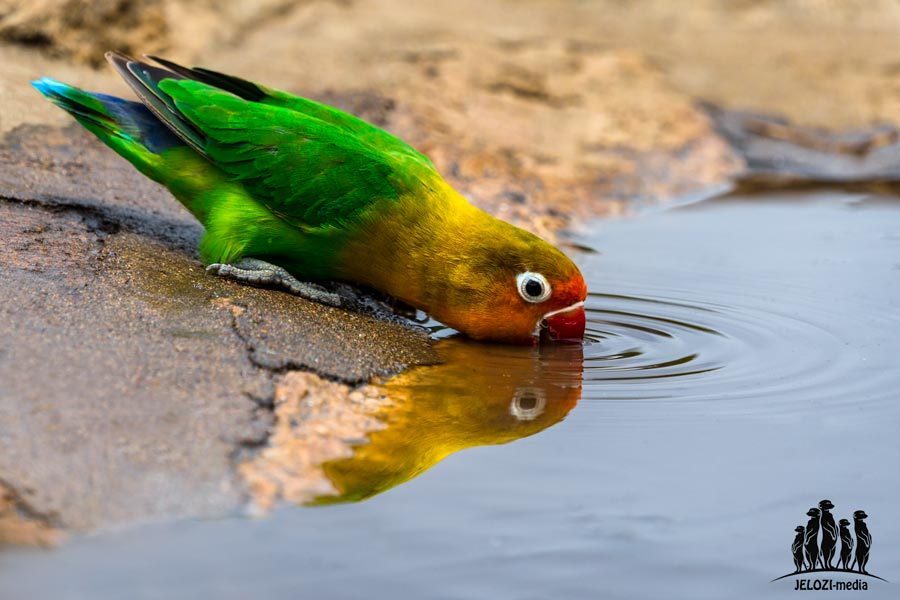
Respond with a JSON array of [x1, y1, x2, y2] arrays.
[[35, 53, 440, 275], [107, 53, 438, 231], [160, 79, 415, 229], [146, 55, 434, 169]]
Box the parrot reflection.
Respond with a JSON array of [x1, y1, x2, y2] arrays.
[[308, 337, 584, 505]]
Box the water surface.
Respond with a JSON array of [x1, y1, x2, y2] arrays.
[[3, 193, 899, 599]]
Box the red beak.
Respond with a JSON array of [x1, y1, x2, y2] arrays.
[[542, 302, 586, 343]]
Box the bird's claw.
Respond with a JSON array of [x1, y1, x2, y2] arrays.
[[206, 258, 428, 328], [206, 258, 341, 307]]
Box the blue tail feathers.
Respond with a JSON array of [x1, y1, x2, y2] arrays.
[[32, 77, 182, 153]]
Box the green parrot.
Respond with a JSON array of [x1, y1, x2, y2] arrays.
[[33, 53, 587, 343]]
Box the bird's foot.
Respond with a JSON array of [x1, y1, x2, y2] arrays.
[[206, 259, 427, 328], [206, 258, 341, 307]]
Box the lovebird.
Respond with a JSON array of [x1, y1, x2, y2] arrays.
[[33, 53, 587, 343]]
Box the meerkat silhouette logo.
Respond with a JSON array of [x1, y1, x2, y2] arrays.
[[771, 499, 887, 588]]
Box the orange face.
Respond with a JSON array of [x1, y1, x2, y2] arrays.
[[341, 188, 589, 344], [434, 239, 588, 344]]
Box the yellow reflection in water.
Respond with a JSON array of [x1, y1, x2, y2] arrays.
[[311, 337, 584, 505]]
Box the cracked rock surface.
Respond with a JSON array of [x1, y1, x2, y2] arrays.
[[0, 124, 436, 535], [0, 479, 62, 547]]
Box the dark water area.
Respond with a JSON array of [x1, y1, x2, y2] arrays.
[[2, 194, 899, 599]]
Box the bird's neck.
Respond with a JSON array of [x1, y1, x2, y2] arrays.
[[338, 180, 494, 314]]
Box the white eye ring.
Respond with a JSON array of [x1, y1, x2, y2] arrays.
[[509, 387, 546, 421], [516, 272, 552, 303]]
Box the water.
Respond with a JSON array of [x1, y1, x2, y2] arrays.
[[2, 193, 899, 599]]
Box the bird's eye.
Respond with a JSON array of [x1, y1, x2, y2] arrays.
[[509, 387, 546, 421], [516, 272, 552, 303]]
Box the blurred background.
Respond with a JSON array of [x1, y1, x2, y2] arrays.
[[5, 0, 900, 125], [4, 0, 900, 232]]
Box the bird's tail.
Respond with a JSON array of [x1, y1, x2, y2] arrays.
[[31, 77, 184, 179]]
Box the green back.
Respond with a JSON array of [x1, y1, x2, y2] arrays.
[[146, 55, 433, 171], [159, 79, 434, 231]]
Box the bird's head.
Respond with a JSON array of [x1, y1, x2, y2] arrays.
[[435, 222, 587, 344]]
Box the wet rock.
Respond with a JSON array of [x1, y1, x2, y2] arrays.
[[0, 124, 197, 247], [0, 201, 262, 532], [231, 299, 437, 383], [704, 103, 900, 187], [238, 373, 389, 511], [0, 481, 62, 547], [0, 123, 437, 535]]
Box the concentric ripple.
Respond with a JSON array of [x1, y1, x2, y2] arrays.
[[577, 280, 900, 419], [580, 288, 832, 404], [428, 281, 900, 417], [583, 292, 723, 378], [425, 197, 900, 419]]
